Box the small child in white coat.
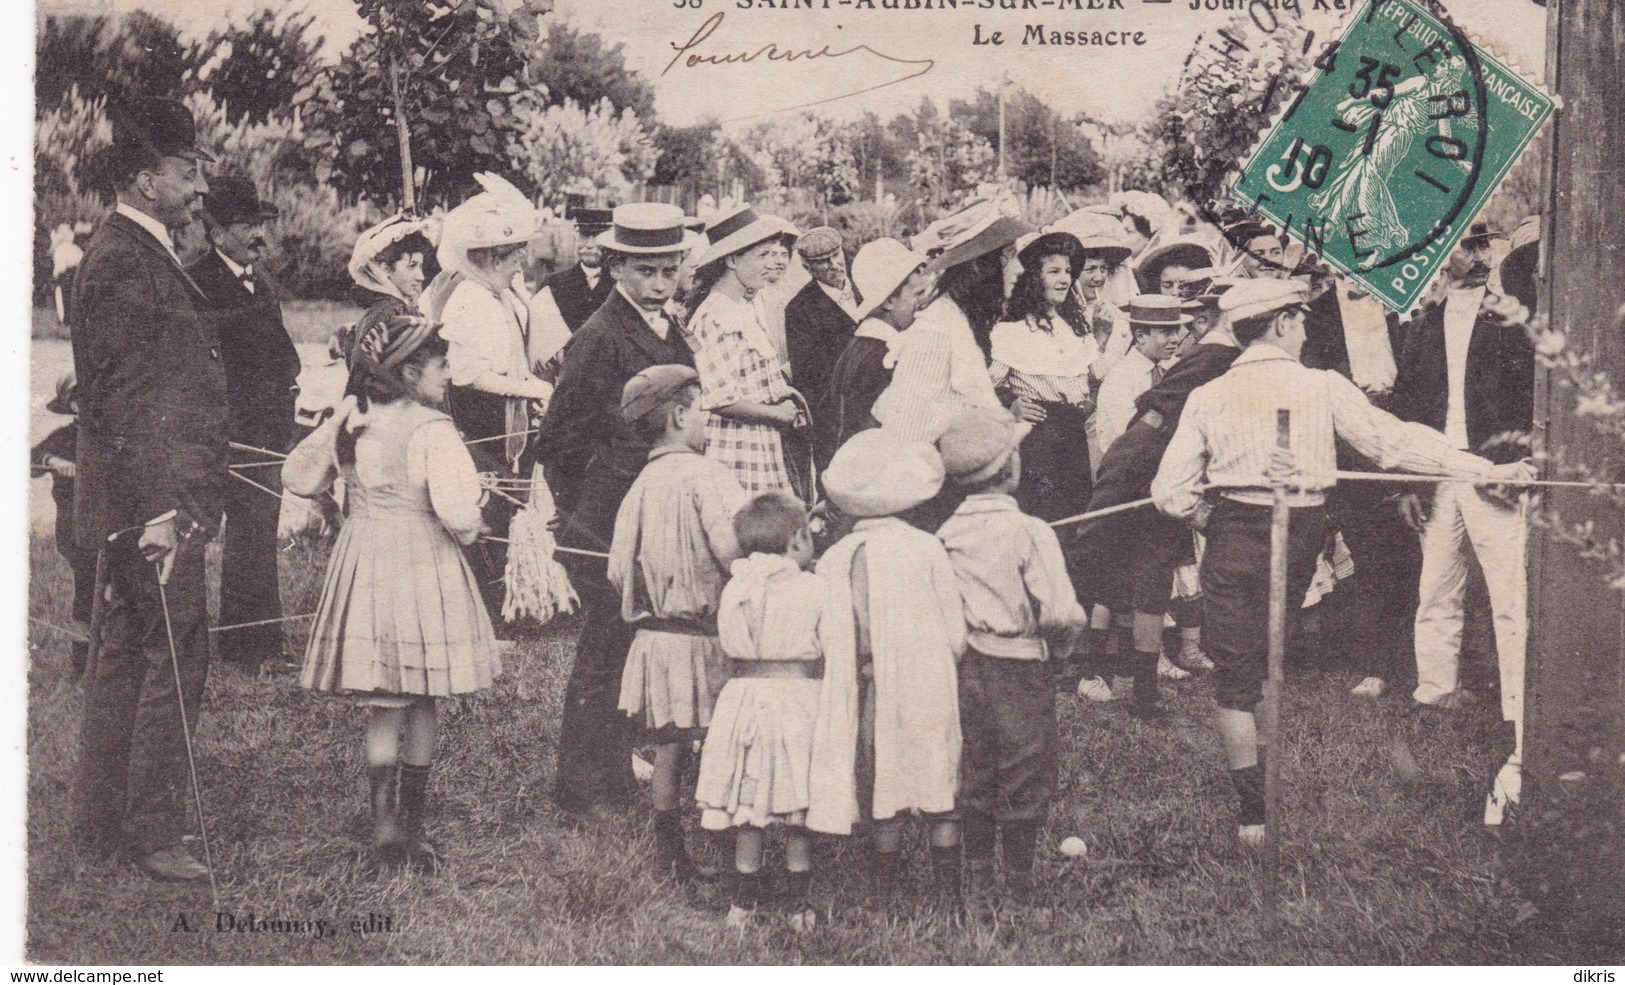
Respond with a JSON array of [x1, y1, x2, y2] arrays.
[[807, 429, 967, 900], [696, 491, 824, 929]]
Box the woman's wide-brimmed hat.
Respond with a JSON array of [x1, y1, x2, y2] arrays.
[[851, 238, 929, 321], [596, 203, 705, 255], [349, 213, 429, 296], [1045, 209, 1134, 265], [913, 198, 1036, 274], [46, 372, 78, 416], [1016, 231, 1087, 279], [691, 203, 800, 270], [1135, 238, 1218, 294], [436, 173, 546, 281]]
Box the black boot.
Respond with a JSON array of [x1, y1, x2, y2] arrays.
[[653, 809, 715, 885], [1129, 649, 1165, 719], [726, 870, 764, 925], [397, 762, 440, 873], [782, 869, 817, 931], [930, 844, 963, 909], [1230, 762, 1267, 847], [368, 764, 405, 865]]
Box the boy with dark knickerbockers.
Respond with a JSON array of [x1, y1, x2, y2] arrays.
[[935, 408, 1087, 903]]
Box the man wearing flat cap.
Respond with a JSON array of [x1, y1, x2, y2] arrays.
[[189, 175, 303, 672], [537, 203, 702, 817], [1150, 277, 1532, 848], [70, 96, 225, 882], [1389, 223, 1536, 823], [783, 227, 860, 416]]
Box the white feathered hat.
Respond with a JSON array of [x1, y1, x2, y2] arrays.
[[437, 173, 546, 281]]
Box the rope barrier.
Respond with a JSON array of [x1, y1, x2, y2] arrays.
[[1047, 496, 1158, 529], [465, 427, 540, 447], [209, 612, 317, 634], [481, 535, 609, 560], [228, 469, 328, 522], [228, 441, 288, 459], [28, 616, 89, 643]]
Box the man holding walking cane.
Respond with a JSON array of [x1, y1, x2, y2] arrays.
[[1149, 279, 1532, 847], [70, 98, 227, 882]]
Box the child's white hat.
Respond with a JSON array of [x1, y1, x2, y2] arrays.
[[823, 429, 944, 518]]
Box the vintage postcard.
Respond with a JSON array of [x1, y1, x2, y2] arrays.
[[17, 0, 1620, 969]]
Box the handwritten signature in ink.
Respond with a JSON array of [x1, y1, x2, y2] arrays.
[[662, 12, 936, 120]]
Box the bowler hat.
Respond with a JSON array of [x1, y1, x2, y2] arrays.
[[110, 97, 213, 163], [204, 175, 279, 225]]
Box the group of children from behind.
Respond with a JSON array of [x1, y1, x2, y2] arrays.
[[610, 361, 1087, 928], [40, 312, 1088, 925]]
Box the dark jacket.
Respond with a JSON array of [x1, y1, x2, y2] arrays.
[[536, 290, 694, 551], [188, 250, 303, 451], [1390, 294, 1535, 465], [784, 279, 858, 415], [544, 263, 615, 333], [815, 334, 891, 471], [70, 211, 229, 546]]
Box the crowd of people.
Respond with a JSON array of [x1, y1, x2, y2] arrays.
[[46, 96, 1544, 924]]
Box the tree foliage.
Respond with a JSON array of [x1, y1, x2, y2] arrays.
[[951, 86, 1105, 191], [36, 12, 197, 112], [903, 100, 997, 211], [188, 10, 325, 127], [531, 21, 655, 120], [1148, 13, 1311, 211], [507, 96, 659, 210], [312, 0, 549, 210]]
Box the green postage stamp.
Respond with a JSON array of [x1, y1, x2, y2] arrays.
[[1232, 0, 1554, 314]]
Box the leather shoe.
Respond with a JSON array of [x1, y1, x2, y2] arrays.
[[139, 844, 209, 882]]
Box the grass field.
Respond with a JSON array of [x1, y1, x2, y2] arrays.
[[24, 522, 1604, 965], [23, 305, 1610, 965]]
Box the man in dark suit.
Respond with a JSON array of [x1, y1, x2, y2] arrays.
[[189, 176, 303, 672], [1390, 222, 1535, 820], [783, 226, 860, 415], [70, 98, 226, 882], [536, 204, 701, 818], [537, 207, 615, 333]]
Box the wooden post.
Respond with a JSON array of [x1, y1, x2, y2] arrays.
[[1262, 408, 1291, 931]]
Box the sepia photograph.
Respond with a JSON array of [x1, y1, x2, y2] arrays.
[[17, 0, 1623, 966]]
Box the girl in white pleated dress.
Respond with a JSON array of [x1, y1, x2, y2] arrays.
[[285, 312, 501, 870], [696, 492, 824, 928]]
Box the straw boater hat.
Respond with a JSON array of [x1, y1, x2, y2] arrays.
[[1045, 209, 1133, 265], [567, 206, 614, 237], [692, 203, 800, 270], [597, 203, 706, 255], [349, 213, 428, 295], [1497, 215, 1540, 310], [436, 172, 546, 282], [1135, 238, 1217, 295], [912, 198, 1036, 273], [1126, 295, 1194, 331], [1218, 278, 1309, 324], [822, 429, 944, 519], [851, 238, 929, 321], [937, 408, 1018, 487]]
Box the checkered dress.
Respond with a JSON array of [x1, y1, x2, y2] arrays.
[[685, 292, 796, 495]]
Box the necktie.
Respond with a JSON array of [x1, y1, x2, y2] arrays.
[[239, 270, 255, 294], [1151, 363, 1164, 385]]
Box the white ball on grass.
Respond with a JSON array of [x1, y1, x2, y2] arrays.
[[1059, 836, 1087, 858]]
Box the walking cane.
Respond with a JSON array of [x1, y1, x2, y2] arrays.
[[153, 556, 221, 908], [1262, 409, 1291, 933]]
